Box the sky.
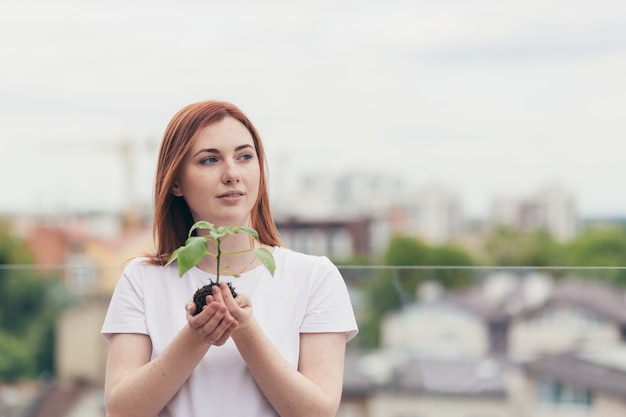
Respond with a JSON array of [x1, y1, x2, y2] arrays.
[[1, 0, 625, 218]]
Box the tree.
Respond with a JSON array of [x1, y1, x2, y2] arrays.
[[0, 220, 68, 382], [566, 225, 626, 286], [0, 334, 34, 383], [483, 227, 566, 267], [359, 235, 475, 348]]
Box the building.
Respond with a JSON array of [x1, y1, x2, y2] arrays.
[[489, 185, 579, 242], [342, 276, 626, 417], [276, 216, 373, 259], [276, 171, 405, 220], [395, 184, 464, 245], [339, 347, 626, 417], [509, 278, 626, 359], [11, 214, 154, 387], [339, 349, 515, 417], [519, 347, 626, 417], [381, 273, 626, 360]]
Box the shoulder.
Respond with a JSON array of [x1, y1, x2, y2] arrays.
[[119, 257, 178, 282], [124, 256, 181, 271], [122, 256, 162, 274], [273, 247, 339, 277], [274, 247, 334, 267]]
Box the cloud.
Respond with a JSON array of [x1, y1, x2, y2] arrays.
[[1, 0, 625, 216]]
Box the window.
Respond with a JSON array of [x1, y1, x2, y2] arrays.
[[538, 379, 593, 411]]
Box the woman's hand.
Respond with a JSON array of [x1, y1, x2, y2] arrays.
[[213, 282, 254, 331], [186, 293, 238, 346]]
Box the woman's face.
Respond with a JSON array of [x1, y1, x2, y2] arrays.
[[172, 117, 261, 226]]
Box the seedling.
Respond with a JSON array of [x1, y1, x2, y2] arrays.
[[166, 220, 275, 314]]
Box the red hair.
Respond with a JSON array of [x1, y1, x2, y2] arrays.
[[149, 101, 281, 265]]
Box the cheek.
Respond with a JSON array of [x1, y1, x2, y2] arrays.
[[250, 176, 262, 201], [247, 165, 261, 188], [178, 172, 216, 197]]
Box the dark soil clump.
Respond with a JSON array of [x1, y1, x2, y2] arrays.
[[192, 281, 238, 316]]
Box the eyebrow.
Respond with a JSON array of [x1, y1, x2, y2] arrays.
[[193, 144, 255, 158]]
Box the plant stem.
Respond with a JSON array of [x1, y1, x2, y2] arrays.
[[215, 237, 222, 283]]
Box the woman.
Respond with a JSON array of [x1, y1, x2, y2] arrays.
[[101, 101, 358, 417]]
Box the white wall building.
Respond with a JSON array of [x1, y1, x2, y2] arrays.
[[276, 170, 405, 219], [393, 183, 464, 245], [489, 184, 579, 242]]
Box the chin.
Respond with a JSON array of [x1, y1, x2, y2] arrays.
[[214, 214, 252, 226]]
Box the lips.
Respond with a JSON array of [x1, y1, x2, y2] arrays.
[[217, 190, 245, 198]]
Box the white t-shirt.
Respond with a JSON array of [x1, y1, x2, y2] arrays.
[[101, 246, 358, 417]]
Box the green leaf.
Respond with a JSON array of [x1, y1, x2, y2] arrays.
[[189, 221, 215, 238], [165, 247, 182, 267], [169, 221, 274, 279], [223, 226, 241, 236], [172, 236, 209, 277], [240, 226, 259, 239], [253, 247, 275, 276]]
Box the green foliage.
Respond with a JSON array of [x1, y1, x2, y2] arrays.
[[358, 235, 475, 348], [0, 270, 45, 335], [482, 224, 626, 284], [0, 332, 34, 383], [567, 226, 626, 266], [483, 227, 566, 267], [0, 221, 68, 382], [0, 221, 34, 265], [382, 236, 474, 293], [357, 223, 626, 349], [384, 236, 430, 266], [0, 271, 67, 381], [167, 221, 275, 281], [565, 225, 626, 285]]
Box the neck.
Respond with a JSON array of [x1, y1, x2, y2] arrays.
[[198, 233, 259, 276]]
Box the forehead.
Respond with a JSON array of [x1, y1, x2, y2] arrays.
[[191, 117, 254, 149]]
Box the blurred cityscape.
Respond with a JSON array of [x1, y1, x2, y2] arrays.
[[341, 268, 626, 417], [1, 170, 625, 417], [3, 0, 625, 414]]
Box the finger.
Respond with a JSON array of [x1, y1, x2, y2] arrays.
[[211, 284, 226, 304], [219, 282, 239, 309], [235, 294, 250, 309], [201, 303, 229, 329], [212, 321, 238, 346], [204, 310, 237, 345], [221, 283, 251, 313], [219, 282, 234, 300], [190, 301, 220, 329], [185, 302, 196, 317]]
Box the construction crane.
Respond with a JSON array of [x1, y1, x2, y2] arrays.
[[46, 136, 159, 220]]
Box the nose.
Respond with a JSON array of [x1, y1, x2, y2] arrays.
[[221, 161, 241, 184]]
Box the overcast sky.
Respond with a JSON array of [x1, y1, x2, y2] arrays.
[[1, 0, 625, 218]]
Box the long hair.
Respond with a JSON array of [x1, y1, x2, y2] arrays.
[[149, 101, 281, 265]]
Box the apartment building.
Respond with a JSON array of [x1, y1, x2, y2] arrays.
[[519, 347, 626, 417], [339, 350, 515, 417], [347, 274, 626, 417], [489, 185, 579, 242]]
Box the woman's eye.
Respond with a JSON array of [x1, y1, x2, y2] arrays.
[[200, 156, 218, 164], [239, 153, 254, 161]]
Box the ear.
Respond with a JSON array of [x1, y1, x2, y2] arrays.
[[171, 182, 183, 197]]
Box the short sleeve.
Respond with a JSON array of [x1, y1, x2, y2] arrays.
[[300, 257, 359, 342], [101, 259, 149, 339]]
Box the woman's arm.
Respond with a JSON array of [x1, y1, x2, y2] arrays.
[[216, 283, 347, 417], [104, 299, 238, 417], [235, 325, 346, 417]]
